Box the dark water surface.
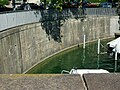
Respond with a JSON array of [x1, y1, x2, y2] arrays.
[[27, 38, 120, 74]]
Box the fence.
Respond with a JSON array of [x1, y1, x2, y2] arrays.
[[85, 8, 117, 16]]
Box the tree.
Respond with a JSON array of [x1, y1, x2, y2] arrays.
[[0, 0, 9, 5], [113, 0, 118, 3]]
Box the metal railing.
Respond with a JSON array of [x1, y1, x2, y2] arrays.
[[85, 8, 117, 16]]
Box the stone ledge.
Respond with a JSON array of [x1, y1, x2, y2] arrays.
[[84, 73, 120, 90], [0, 74, 85, 90], [1, 73, 120, 90]]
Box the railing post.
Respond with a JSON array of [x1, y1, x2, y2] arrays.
[[97, 39, 100, 54], [83, 35, 86, 49]]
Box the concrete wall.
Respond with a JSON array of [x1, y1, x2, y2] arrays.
[[0, 16, 119, 74]]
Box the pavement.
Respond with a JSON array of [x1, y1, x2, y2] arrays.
[[0, 74, 84, 90], [0, 74, 120, 90], [84, 73, 120, 90]]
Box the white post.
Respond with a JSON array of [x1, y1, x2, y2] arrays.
[[114, 43, 118, 72], [83, 35, 86, 49], [115, 49, 118, 72], [97, 39, 100, 54], [115, 50, 117, 61]]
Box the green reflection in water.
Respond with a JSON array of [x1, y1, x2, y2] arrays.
[[26, 38, 120, 74]]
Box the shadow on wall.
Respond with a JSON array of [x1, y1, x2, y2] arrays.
[[38, 8, 84, 43]]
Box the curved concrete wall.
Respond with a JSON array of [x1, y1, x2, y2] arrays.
[[0, 16, 119, 74]]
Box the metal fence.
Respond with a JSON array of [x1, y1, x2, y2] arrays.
[[85, 8, 117, 16], [0, 8, 118, 32]]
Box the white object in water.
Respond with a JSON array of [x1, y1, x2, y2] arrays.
[[69, 69, 109, 76], [107, 37, 120, 53]]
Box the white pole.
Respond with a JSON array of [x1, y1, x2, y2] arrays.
[[97, 39, 100, 54], [114, 43, 118, 72], [115, 50, 117, 61], [115, 49, 117, 72], [83, 35, 86, 49]]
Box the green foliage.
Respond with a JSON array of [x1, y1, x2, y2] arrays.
[[58, 0, 63, 3], [51, 0, 63, 4], [41, 0, 51, 4], [0, 0, 9, 5], [89, 0, 107, 3], [112, 0, 118, 3], [56, 4, 62, 12], [41, 0, 118, 4]]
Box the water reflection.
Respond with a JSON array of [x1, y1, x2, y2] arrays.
[[82, 48, 85, 66], [97, 55, 100, 69], [114, 60, 117, 72]]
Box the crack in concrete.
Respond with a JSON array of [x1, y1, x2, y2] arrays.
[[80, 74, 88, 90]]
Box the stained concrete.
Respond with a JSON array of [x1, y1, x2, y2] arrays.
[[84, 73, 120, 90], [0, 74, 85, 90]]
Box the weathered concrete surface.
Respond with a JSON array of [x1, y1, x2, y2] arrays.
[[0, 16, 119, 74], [84, 73, 120, 90], [0, 74, 85, 90], [110, 16, 119, 35], [1, 74, 120, 90]]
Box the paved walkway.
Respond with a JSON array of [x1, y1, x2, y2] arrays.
[[0, 74, 120, 90], [0, 74, 84, 90]]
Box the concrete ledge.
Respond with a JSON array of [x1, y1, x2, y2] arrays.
[[84, 73, 120, 90], [1, 74, 120, 90], [0, 74, 85, 90]]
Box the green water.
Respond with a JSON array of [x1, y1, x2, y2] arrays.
[[27, 38, 120, 74]]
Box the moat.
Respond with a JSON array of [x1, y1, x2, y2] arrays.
[[27, 38, 120, 74]]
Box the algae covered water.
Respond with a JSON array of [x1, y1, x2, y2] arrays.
[[27, 38, 120, 74]]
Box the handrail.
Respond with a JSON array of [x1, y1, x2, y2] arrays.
[[61, 70, 70, 74]]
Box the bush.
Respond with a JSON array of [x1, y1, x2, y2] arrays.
[[0, 0, 9, 5]]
